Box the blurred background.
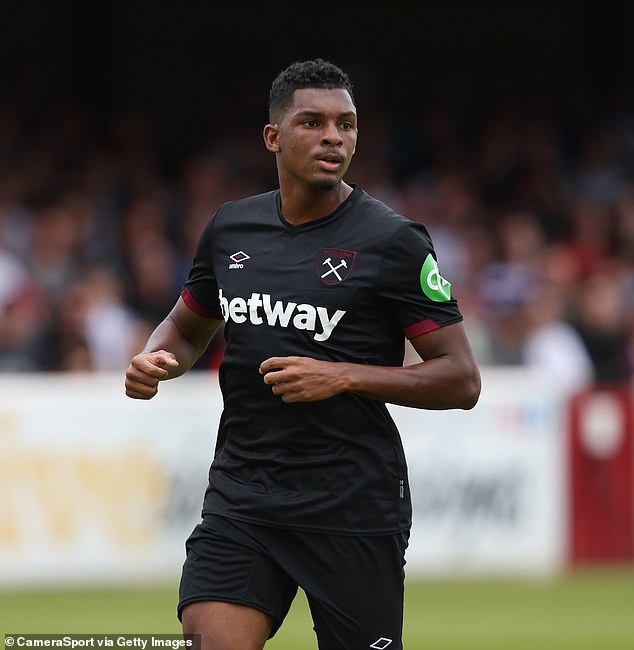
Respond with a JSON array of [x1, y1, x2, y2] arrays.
[[2, 0, 634, 378], [1, 0, 633, 642]]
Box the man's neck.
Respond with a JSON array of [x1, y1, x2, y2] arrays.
[[279, 182, 353, 226]]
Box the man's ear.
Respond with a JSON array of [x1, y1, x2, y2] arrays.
[[263, 124, 280, 153]]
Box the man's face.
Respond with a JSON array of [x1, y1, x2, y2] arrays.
[[270, 87, 358, 189]]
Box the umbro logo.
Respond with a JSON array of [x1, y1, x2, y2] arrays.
[[229, 251, 250, 269], [370, 639, 393, 649]]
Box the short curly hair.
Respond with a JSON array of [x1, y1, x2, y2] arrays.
[[268, 58, 355, 122]]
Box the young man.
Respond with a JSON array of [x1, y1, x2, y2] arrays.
[[125, 58, 481, 650]]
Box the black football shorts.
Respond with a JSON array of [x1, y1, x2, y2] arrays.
[[178, 514, 410, 650]]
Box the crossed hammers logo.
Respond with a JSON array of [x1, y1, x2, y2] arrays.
[[321, 256, 348, 282], [318, 248, 356, 285]]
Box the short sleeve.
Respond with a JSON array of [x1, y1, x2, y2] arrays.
[[377, 221, 463, 339], [181, 216, 223, 319]]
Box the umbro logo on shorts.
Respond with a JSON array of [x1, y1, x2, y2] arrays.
[[370, 638, 393, 649]]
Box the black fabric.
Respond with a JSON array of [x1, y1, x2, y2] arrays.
[[178, 514, 409, 649], [184, 185, 463, 533]]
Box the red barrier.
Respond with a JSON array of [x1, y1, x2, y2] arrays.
[[568, 385, 634, 564]]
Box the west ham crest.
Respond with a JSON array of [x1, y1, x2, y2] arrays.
[[318, 248, 356, 285]]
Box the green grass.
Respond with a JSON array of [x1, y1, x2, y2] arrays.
[[1, 568, 633, 649]]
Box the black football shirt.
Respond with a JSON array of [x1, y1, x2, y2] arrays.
[[182, 185, 463, 535]]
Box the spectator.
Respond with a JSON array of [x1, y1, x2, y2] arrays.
[[573, 264, 632, 384], [0, 73, 633, 382], [522, 284, 595, 395]]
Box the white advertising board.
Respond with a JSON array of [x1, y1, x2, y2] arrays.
[[392, 368, 568, 577], [0, 373, 220, 587], [0, 368, 568, 586]]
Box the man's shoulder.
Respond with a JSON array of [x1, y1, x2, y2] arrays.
[[218, 189, 277, 215], [351, 186, 415, 229]]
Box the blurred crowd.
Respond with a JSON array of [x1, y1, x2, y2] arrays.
[[2, 81, 634, 392]]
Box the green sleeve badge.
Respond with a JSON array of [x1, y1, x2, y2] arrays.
[[420, 253, 452, 301]]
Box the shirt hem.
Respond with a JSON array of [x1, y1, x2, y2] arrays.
[[201, 508, 411, 537]]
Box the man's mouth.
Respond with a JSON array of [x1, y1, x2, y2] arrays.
[[317, 154, 344, 170]]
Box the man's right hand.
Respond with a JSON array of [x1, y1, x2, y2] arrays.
[[124, 350, 180, 399]]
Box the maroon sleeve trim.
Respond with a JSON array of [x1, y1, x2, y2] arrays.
[[180, 288, 223, 320], [403, 319, 440, 339]]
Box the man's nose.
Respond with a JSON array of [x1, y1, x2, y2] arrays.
[[322, 123, 343, 145]]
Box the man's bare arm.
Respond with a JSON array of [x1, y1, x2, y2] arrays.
[[259, 322, 481, 410], [125, 297, 223, 400]]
